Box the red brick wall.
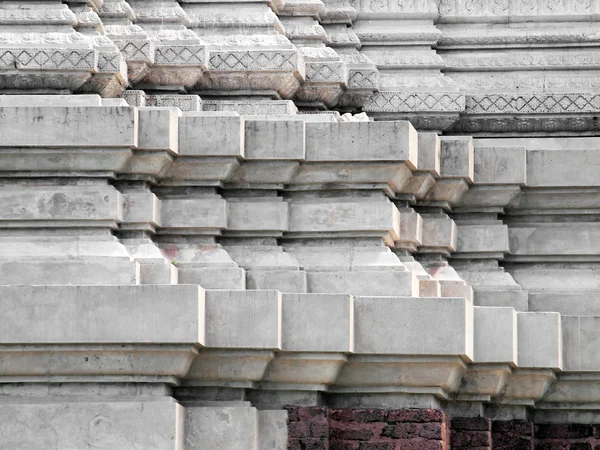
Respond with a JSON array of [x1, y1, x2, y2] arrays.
[[534, 424, 600, 449], [285, 407, 600, 450], [286, 407, 448, 450], [450, 417, 491, 450]]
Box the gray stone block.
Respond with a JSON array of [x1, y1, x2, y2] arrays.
[[281, 293, 353, 352], [0, 400, 183, 450], [205, 290, 282, 349], [0, 285, 205, 345], [353, 296, 473, 357]]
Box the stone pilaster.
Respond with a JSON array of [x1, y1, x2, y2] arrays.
[[353, 0, 464, 130]]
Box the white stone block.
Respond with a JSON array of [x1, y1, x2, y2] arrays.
[[457, 224, 509, 255], [305, 121, 418, 165], [0, 186, 122, 226], [474, 306, 517, 364], [518, 312, 562, 369], [138, 107, 179, 152], [0, 94, 102, 107], [121, 189, 160, 228], [418, 131, 440, 175], [281, 293, 353, 352], [184, 406, 257, 450], [227, 200, 289, 233], [178, 114, 244, 157], [527, 149, 600, 187], [0, 106, 137, 147], [562, 316, 600, 371], [0, 285, 205, 345], [159, 198, 227, 232], [307, 270, 417, 297], [420, 215, 457, 252], [288, 201, 400, 242], [258, 410, 288, 450], [245, 118, 305, 160], [509, 226, 600, 256], [205, 290, 282, 349], [0, 400, 183, 450], [353, 296, 473, 358], [439, 136, 474, 182], [473, 146, 526, 185]]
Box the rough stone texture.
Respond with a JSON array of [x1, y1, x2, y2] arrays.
[[286, 407, 449, 450], [2, 1, 600, 447]]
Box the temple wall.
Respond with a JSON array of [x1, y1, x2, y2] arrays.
[[1, 0, 600, 448]]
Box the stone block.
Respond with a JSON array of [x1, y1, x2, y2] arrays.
[[396, 207, 423, 251], [184, 406, 257, 450], [0, 186, 122, 226], [353, 296, 473, 357], [258, 410, 288, 450], [562, 316, 600, 371], [0, 106, 137, 148], [527, 149, 600, 187], [420, 215, 457, 253], [137, 107, 179, 152], [244, 118, 305, 160], [456, 224, 509, 255], [288, 201, 400, 242], [178, 267, 246, 290], [227, 200, 289, 233], [0, 285, 205, 345], [0, 259, 138, 286], [473, 307, 517, 364], [159, 198, 227, 232], [473, 146, 526, 185], [0, 95, 103, 107], [307, 270, 417, 297], [178, 113, 244, 157], [509, 226, 600, 256], [305, 121, 418, 165], [121, 189, 160, 229], [205, 290, 282, 349], [0, 400, 183, 450], [418, 131, 441, 175], [517, 312, 562, 369], [281, 293, 353, 352], [439, 136, 474, 182]]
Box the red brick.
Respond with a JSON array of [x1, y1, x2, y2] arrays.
[[535, 444, 569, 450], [358, 442, 395, 450], [330, 426, 375, 441], [388, 410, 446, 424], [398, 440, 444, 450], [330, 441, 360, 450], [535, 424, 594, 440], [382, 423, 420, 439], [451, 417, 490, 432], [311, 422, 329, 439], [288, 437, 329, 450], [289, 421, 311, 438], [570, 444, 592, 450], [330, 409, 387, 423]]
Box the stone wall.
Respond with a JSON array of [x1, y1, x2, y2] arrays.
[[286, 408, 600, 450]]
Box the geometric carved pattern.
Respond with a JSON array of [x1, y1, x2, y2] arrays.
[[467, 93, 600, 114], [116, 40, 155, 63], [209, 50, 298, 71], [364, 91, 466, 112], [202, 100, 297, 115], [348, 69, 379, 90], [155, 45, 206, 66], [0, 48, 97, 70], [452, 116, 600, 134], [305, 61, 347, 83]]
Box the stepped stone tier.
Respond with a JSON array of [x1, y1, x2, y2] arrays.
[[2, 2, 600, 450]]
